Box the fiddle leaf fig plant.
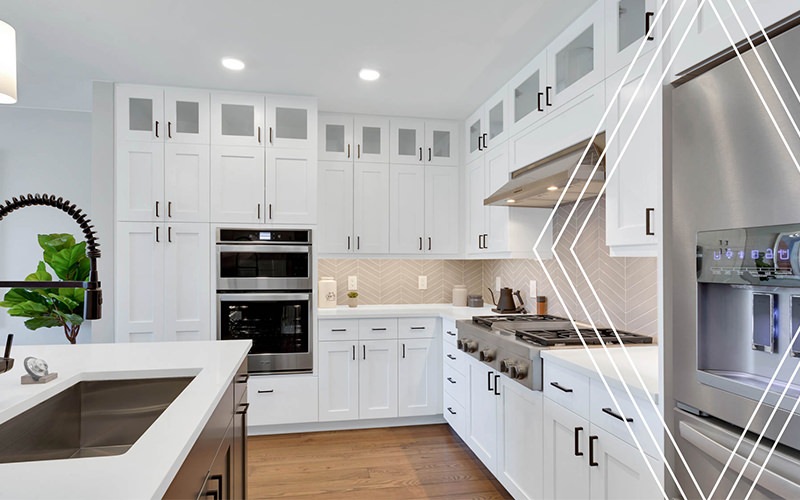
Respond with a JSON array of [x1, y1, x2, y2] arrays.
[[0, 234, 89, 344]]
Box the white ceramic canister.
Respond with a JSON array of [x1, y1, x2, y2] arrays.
[[452, 285, 468, 307], [319, 277, 338, 308]]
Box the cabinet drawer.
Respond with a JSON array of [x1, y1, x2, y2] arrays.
[[234, 360, 248, 405], [443, 363, 467, 405], [318, 319, 358, 341], [543, 361, 590, 417], [442, 318, 458, 346], [398, 317, 438, 339], [358, 318, 398, 340], [443, 392, 466, 439], [589, 379, 661, 459], [247, 375, 319, 426], [442, 345, 466, 375]]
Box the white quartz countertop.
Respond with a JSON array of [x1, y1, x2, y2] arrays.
[[541, 345, 659, 402], [0, 340, 251, 500], [318, 303, 497, 321]]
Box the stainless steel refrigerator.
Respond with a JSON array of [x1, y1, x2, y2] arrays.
[[666, 16, 800, 500]]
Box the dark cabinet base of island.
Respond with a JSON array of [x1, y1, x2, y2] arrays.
[[165, 360, 249, 500]]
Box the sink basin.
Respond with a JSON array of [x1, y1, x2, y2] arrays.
[[0, 376, 194, 463]]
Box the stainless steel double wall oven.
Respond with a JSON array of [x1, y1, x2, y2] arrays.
[[216, 228, 313, 374]]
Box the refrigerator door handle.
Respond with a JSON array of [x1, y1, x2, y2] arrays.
[[679, 420, 800, 498]]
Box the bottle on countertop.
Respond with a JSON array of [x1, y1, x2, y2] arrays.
[[536, 296, 547, 315], [452, 285, 467, 307]]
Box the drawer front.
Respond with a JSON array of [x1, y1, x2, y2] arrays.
[[442, 345, 466, 375], [443, 392, 466, 439], [234, 359, 248, 405], [318, 319, 359, 341], [248, 375, 319, 426], [358, 318, 398, 340], [398, 317, 439, 339], [443, 362, 467, 404], [543, 361, 591, 416], [589, 379, 661, 459], [442, 318, 458, 346]]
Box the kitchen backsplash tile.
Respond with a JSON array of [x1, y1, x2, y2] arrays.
[[319, 198, 658, 336]]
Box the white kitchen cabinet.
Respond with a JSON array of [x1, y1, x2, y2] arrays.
[[266, 148, 317, 224], [467, 155, 488, 254], [249, 375, 319, 426], [589, 425, 663, 500], [604, 58, 660, 256], [465, 107, 485, 165], [319, 113, 354, 162], [424, 166, 460, 255], [165, 144, 210, 222], [605, 0, 660, 76], [355, 115, 390, 163], [116, 222, 211, 343], [398, 337, 440, 417], [211, 93, 265, 147], [116, 141, 164, 222], [509, 51, 550, 136], [497, 378, 545, 500], [359, 340, 399, 419], [266, 95, 317, 149], [465, 86, 511, 164], [543, 396, 592, 499], [116, 85, 164, 142], [389, 164, 425, 253], [210, 146, 265, 223], [318, 161, 354, 253], [164, 88, 210, 144], [467, 359, 501, 473], [318, 340, 360, 422], [483, 145, 511, 253], [353, 162, 390, 253], [547, 1, 605, 109], [390, 118, 458, 166]]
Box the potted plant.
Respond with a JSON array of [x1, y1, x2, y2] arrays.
[[347, 291, 359, 308], [0, 234, 90, 344]]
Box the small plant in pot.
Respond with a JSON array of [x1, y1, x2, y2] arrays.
[[347, 291, 359, 308], [0, 234, 89, 344]]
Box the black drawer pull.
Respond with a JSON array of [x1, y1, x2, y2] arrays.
[[257, 389, 274, 394], [446, 354, 457, 360], [410, 326, 426, 330], [446, 331, 456, 336], [447, 377, 457, 384], [447, 407, 457, 415], [550, 381, 573, 393], [236, 373, 250, 384], [574, 426, 584, 456], [331, 328, 348, 332], [236, 402, 250, 415], [494, 374, 500, 396], [602, 407, 633, 423], [372, 327, 387, 331], [589, 435, 599, 466]]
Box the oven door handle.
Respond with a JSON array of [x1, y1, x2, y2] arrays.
[[217, 292, 313, 302], [216, 244, 310, 254]]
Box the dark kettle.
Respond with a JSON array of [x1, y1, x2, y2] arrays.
[[487, 287, 525, 313]]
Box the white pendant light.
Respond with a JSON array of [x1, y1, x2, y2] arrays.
[[0, 20, 17, 104]]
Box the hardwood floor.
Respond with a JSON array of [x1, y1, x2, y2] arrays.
[[247, 424, 512, 499]]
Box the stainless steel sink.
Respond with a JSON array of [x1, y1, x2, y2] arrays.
[[0, 377, 194, 463]]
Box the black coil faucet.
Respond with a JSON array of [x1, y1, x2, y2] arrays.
[[0, 193, 102, 320]]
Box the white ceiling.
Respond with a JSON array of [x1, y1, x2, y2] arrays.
[[3, 0, 594, 119]]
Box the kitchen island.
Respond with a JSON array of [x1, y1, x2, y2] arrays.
[[0, 339, 251, 500]]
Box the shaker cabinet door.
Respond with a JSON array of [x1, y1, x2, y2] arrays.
[[318, 341, 360, 422], [210, 146, 265, 223], [163, 223, 211, 342], [424, 166, 460, 255], [266, 148, 317, 224], [318, 161, 354, 254], [164, 143, 210, 222], [116, 141, 164, 222], [389, 164, 425, 254]]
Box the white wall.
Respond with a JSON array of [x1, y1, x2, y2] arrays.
[[0, 106, 93, 345]]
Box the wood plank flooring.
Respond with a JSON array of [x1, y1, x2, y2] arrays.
[[247, 424, 512, 499]]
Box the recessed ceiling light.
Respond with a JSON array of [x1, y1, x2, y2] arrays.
[[359, 68, 380, 81], [547, 186, 559, 191], [222, 58, 245, 71]]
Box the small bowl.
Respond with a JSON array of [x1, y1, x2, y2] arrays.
[[0, 357, 14, 374]]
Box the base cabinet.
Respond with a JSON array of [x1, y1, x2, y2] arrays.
[[248, 375, 319, 426], [467, 360, 500, 471], [497, 380, 544, 500], [543, 396, 592, 499]]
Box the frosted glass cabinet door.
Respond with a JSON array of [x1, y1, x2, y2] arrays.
[[267, 95, 317, 149], [464, 107, 484, 164], [210, 93, 265, 146], [508, 51, 549, 136], [484, 86, 510, 150], [390, 118, 425, 165], [605, 0, 659, 76], [116, 85, 164, 142], [319, 113, 354, 162], [354, 115, 390, 163], [424, 120, 459, 167], [164, 88, 209, 144]]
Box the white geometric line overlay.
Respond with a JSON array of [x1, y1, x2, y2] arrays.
[[530, 1, 800, 499]]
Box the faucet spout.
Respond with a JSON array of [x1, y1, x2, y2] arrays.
[[0, 193, 103, 320]]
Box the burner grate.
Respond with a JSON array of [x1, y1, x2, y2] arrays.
[[515, 328, 653, 347], [471, 314, 569, 329]]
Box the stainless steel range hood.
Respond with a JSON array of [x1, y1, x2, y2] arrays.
[[484, 134, 606, 208]]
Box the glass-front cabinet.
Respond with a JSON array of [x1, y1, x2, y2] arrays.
[[605, 0, 660, 76], [546, 1, 605, 110], [319, 113, 354, 162], [354, 116, 390, 163], [267, 95, 317, 149], [424, 120, 459, 166], [116, 85, 164, 142], [465, 108, 483, 163], [164, 88, 210, 144], [508, 51, 549, 136], [211, 93, 265, 147], [390, 118, 425, 165], [465, 86, 510, 163]]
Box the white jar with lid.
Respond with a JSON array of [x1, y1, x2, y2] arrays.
[[319, 277, 338, 308], [452, 285, 467, 307]]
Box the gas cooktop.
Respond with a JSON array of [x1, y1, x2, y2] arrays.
[[471, 314, 569, 329], [515, 328, 654, 347]]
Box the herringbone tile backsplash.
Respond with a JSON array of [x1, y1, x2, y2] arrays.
[[319, 198, 658, 336]]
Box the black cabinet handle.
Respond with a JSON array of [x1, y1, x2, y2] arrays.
[[477, 135, 483, 152], [358, 144, 361, 158], [269, 126, 273, 144], [447, 407, 457, 415], [402, 343, 406, 358], [546, 86, 553, 106], [645, 11, 655, 41], [574, 426, 584, 456], [478, 234, 482, 249], [347, 144, 351, 158], [257, 389, 274, 394], [347, 236, 351, 250], [363, 345, 366, 360], [645, 208, 655, 235], [168, 226, 172, 243], [167, 201, 172, 218], [494, 374, 500, 396], [257, 203, 261, 219], [428, 237, 432, 251], [483, 234, 488, 249], [410, 326, 426, 330], [236, 402, 250, 415], [550, 381, 573, 393], [446, 354, 457, 360], [258, 126, 261, 144], [236, 373, 250, 384], [155, 120, 160, 138], [205, 474, 222, 500], [446, 331, 456, 337], [481, 133, 487, 150], [589, 435, 599, 466], [447, 377, 457, 384], [331, 328, 348, 332], [419, 147, 423, 161], [155, 226, 160, 243], [167, 121, 172, 138], [155, 201, 160, 218], [352, 345, 356, 360], [537, 92, 544, 112], [602, 407, 633, 423], [419, 237, 423, 251], [269, 203, 273, 220], [372, 328, 387, 331], [487, 371, 494, 392], [428, 147, 432, 162], [357, 236, 360, 250]]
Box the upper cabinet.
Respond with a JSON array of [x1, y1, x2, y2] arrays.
[[117, 85, 210, 144], [390, 118, 459, 166], [318, 113, 390, 163], [605, 0, 660, 76], [465, 86, 511, 163], [356, 116, 391, 163], [267, 95, 317, 149], [508, 51, 550, 137], [164, 88, 210, 144], [211, 93, 265, 147]]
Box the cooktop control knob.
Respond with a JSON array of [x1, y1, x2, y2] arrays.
[[509, 363, 528, 380], [499, 359, 512, 372], [479, 349, 496, 362], [463, 340, 479, 353]]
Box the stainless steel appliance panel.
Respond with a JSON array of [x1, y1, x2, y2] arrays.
[[216, 243, 311, 290]]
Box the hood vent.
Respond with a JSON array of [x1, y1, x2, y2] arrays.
[[484, 134, 606, 208]]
